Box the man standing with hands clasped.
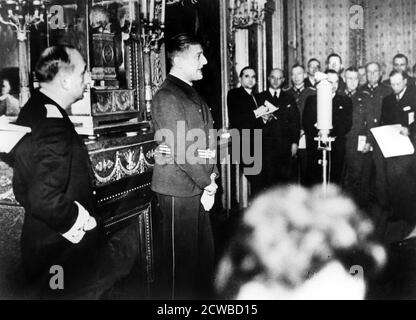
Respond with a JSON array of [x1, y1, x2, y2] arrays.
[[151, 33, 218, 299]]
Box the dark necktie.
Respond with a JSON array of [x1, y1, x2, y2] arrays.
[[347, 91, 352, 98], [396, 95, 401, 102], [251, 93, 258, 109], [273, 91, 278, 105]]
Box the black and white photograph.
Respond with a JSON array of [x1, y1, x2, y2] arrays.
[[0, 0, 416, 305]]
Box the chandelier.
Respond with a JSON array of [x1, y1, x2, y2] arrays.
[[0, 0, 45, 40], [230, 0, 266, 29], [166, 0, 198, 5]]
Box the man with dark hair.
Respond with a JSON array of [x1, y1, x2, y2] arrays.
[[326, 53, 346, 93], [303, 69, 352, 186], [257, 68, 300, 187], [305, 58, 321, 88], [152, 33, 218, 299], [227, 66, 264, 196], [383, 53, 416, 87], [11, 46, 125, 299], [288, 64, 316, 184]]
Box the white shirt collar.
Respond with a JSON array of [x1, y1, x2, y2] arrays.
[[397, 87, 407, 100], [269, 88, 281, 97], [243, 87, 253, 95]]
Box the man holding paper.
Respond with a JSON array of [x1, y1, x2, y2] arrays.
[[257, 68, 300, 187], [227, 66, 264, 196], [375, 70, 416, 241]]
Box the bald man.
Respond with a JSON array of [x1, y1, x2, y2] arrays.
[[257, 68, 300, 187]]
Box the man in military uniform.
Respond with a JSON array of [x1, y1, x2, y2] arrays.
[[343, 67, 364, 204], [257, 68, 300, 187], [303, 70, 352, 186], [152, 34, 218, 299], [288, 64, 316, 185], [11, 46, 127, 299], [343, 65, 392, 211]]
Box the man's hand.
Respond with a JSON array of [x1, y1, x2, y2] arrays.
[[204, 173, 218, 196], [204, 181, 218, 196], [361, 142, 372, 154], [261, 114, 273, 123], [291, 143, 298, 157], [154, 143, 174, 165], [400, 126, 410, 136]]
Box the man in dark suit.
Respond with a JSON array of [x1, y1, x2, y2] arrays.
[[366, 71, 416, 298], [327, 53, 346, 94], [227, 66, 264, 196], [377, 70, 416, 243], [151, 34, 218, 299], [304, 58, 321, 88], [383, 53, 416, 88], [11, 46, 120, 298], [288, 64, 316, 185], [303, 69, 353, 186], [257, 68, 300, 187]]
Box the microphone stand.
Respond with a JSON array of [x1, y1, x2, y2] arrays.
[[314, 130, 335, 196]]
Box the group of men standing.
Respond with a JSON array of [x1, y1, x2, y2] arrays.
[[227, 53, 416, 243]]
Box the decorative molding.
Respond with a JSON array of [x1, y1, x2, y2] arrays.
[[230, 0, 267, 31], [166, 0, 198, 5], [151, 51, 164, 94], [0, 173, 16, 204], [91, 142, 156, 186]]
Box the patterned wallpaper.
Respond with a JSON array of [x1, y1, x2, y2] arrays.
[[299, 0, 351, 68], [296, 0, 416, 79], [365, 0, 416, 78]]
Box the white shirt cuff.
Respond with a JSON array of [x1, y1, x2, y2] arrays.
[[61, 201, 96, 244]]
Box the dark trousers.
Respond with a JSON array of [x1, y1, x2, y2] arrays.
[[156, 193, 214, 299], [343, 151, 373, 209], [22, 222, 141, 299], [295, 148, 308, 185], [262, 138, 293, 188]]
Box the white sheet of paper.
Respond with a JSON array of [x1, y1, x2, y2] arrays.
[[370, 124, 414, 158], [254, 101, 279, 118], [253, 105, 268, 118], [0, 131, 27, 153], [201, 190, 215, 211], [0, 117, 31, 133], [357, 135, 367, 152], [299, 134, 306, 149], [409, 112, 415, 125], [0, 117, 31, 153]]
